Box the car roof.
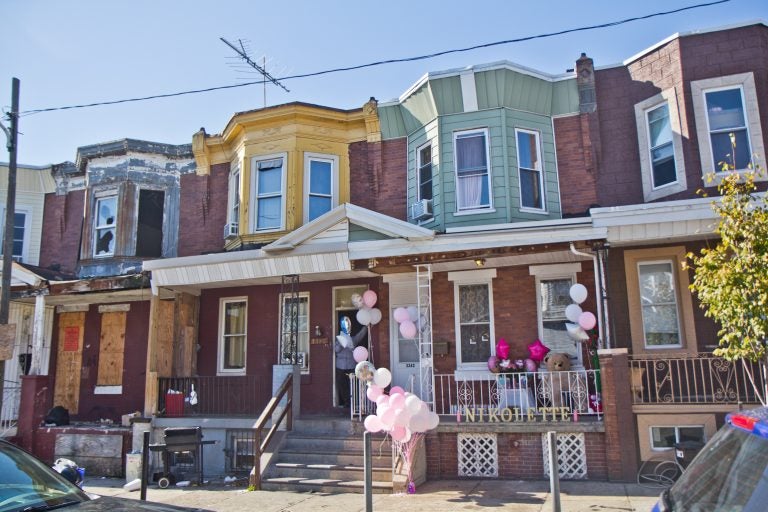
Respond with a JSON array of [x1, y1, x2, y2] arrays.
[[727, 407, 768, 439]]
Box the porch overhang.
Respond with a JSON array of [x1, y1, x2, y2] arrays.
[[591, 196, 718, 246]]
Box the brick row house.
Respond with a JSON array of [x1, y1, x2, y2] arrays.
[[5, 20, 767, 486]]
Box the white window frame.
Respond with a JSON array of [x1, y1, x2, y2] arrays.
[[1, 207, 30, 263], [93, 193, 118, 258], [303, 153, 339, 223], [649, 425, 706, 451], [218, 297, 248, 375], [278, 292, 310, 373], [228, 160, 241, 226], [448, 269, 496, 375], [249, 152, 287, 232], [635, 89, 689, 202], [691, 72, 765, 180], [453, 128, 492, 213], [416, 141, 433, 203], [515, 128, 546, 213], [530, 263, 583, 368], [637, 259, 683, 350]]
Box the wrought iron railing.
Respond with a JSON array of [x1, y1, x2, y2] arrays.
[[1, 382, 21, 437], [628, 353, 765, 405], [351, 370, 602, 421], [158, 376, 265, 417]]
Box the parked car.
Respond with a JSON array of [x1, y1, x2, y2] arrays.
[[0, 440, 206, 512], [653, 406, 768, 511]]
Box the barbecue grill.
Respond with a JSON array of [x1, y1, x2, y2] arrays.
[[150, 427, 213, 488]]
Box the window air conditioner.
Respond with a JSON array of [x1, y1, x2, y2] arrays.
[[223, 222, 239, 239], [411, 199, 433, 221]]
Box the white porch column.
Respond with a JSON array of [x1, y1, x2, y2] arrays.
[[29, 294, 47, 376]]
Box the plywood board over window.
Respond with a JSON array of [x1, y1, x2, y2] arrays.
[[97, 311, 127, 388], [54, 312, 86, 413]]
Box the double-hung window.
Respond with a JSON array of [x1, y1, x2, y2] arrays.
[[638, 261, 682, 348], [646, 104, 677, 188], [304, 154, 338, 223], [94, 196, 117, 257], [251, 154, 285, 231], [703, 87, 751, 171], [692, 73, 765, 177], [650, 425, 705, 451], [219, 298, 247, 374], [516, 129, 545, 211], [454, 129, 491, 211], [417, 143, 433, 202], [228, 161, 240, 232], [449, 269, 496, 370], [1, 210, 27, 262]]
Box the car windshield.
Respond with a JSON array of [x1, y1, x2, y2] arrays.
[[668, 424, 768, 511], [0, 442, 89, 512]]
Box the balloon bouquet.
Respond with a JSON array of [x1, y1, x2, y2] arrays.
[[563, 283, 601, 411]]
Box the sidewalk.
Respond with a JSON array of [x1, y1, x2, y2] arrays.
[[83, 477, 661, 511]]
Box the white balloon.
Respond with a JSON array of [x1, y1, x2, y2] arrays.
[[407, 306, 419, 322], [351, 293, 364, 309], [373, 367, 392, 388], [369, 308, 382, 325], [569, 283, 588, 304], [405, 394, 422, 414], [566, 322, 590, 341], [356, 308, 372, 326], [565, 304, 583, 323], [426, 411, 440, 430]]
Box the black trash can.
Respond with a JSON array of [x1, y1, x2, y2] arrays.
[[675, 440, 704, 469]]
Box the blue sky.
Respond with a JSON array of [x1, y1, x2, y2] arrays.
[[1, 0, 765, 165]]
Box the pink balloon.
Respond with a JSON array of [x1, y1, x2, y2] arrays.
[[399, 320, 417, 339], [527, 339, 550, 363], [578, 311, 597, 331], [390, 386, 405, 396], [376, 394, 389, 407], [496, 338, 510, 360], [393, 307, 410, 323], [366, 384, 383, 402], [353, 346, 369, 363], [364, 415, 383, 433], [380, 407, 397, 430], [391, 425, 407, 441], [389, 393, 406, 410], [524, 358, 538, 372], [487, 355, 498, 371], [363, 290, 378, 308]]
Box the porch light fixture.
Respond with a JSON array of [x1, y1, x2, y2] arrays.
[[474, 258, 486, 268], [313, 325, 323, 337]]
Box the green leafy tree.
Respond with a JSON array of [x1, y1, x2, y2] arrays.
[[686, 143, 768, 404]]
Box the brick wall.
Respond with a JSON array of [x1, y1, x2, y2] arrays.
[[39, 190, 84, 273], [554, 115, 599, 216], [350, 138, 407, 220], [598, 350, 638, 481], [178, 163, 229, 257]]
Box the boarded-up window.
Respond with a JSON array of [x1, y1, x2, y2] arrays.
[[54, 312, 85, 413], [97, 311, 127, 386], [136, 190, 164, 257]]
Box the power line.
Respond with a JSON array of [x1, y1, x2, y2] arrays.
[[19, 0, 731, 116]]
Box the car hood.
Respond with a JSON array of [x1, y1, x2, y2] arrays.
[[71, 495, 210, 511]]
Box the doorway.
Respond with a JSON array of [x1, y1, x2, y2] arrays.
[[332, 285, 369, 407]]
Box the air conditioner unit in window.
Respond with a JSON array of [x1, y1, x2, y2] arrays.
[[411, 199, 433, 221], [223, 222, 239, 239]]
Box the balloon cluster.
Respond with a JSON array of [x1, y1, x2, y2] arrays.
[[564, 284, 596, 341], [351, 291, 383, 327], [487, 338, 548, 373], [358, 367, 440, 441], [392, 306, 422, 339]]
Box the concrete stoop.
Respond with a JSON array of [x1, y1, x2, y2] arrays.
[[260, 417, 393, 494]]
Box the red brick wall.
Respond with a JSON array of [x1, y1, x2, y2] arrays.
[[350, 138, 407, 220], [555, 115, 599, 216], [593, 24, 768, 207], [598, 351, 638, 481], [39, 191, 85, 273], [178, 164, 229, 257]]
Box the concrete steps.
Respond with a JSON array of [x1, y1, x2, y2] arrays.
[[261, 417, 393, 494]]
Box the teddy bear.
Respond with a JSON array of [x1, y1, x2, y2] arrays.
[[541, 352, 572, 408]]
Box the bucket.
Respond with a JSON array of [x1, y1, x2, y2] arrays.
[[125, 452, 142, 483]]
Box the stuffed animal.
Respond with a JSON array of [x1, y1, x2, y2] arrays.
[[541, 352, 571, 407]]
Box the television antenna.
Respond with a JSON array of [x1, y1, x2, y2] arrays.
[[220, 37, 289, 108]]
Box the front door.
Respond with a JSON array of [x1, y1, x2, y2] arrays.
[[331, 285, 369, 407], [54, 311, 86, 414], [385, 274, 423, 397]]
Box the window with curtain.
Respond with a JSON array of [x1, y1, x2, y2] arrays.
[[647, 103, 677, 188], [220, 298, 247, 372], [307, 158, 333, 222], [417, 143, 433, 201], [458, 284, 492, 364], [454, 130, 490, 211], [516, 129, 544, 210], [280, 294, 310, 371], [638, 261, 681, 347], [94, 196, 117, 257], [252, 156, 284, 230], [538, 277, 578, 363], [705, 87, 752, 171]]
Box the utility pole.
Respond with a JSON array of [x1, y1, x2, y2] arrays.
[[0, 77, 20, 415]]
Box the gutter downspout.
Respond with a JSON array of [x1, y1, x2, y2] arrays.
[[570, 242, 611, 349]]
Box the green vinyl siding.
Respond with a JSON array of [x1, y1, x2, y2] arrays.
[[552, 80, 580, 115], [429, 76, 463, 115], [379, 104, 407, 140], [400, 83, 438, 134], [406, 120, 440, 227], [475, 68, 577, 116], [349, 223, 394, 242]]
